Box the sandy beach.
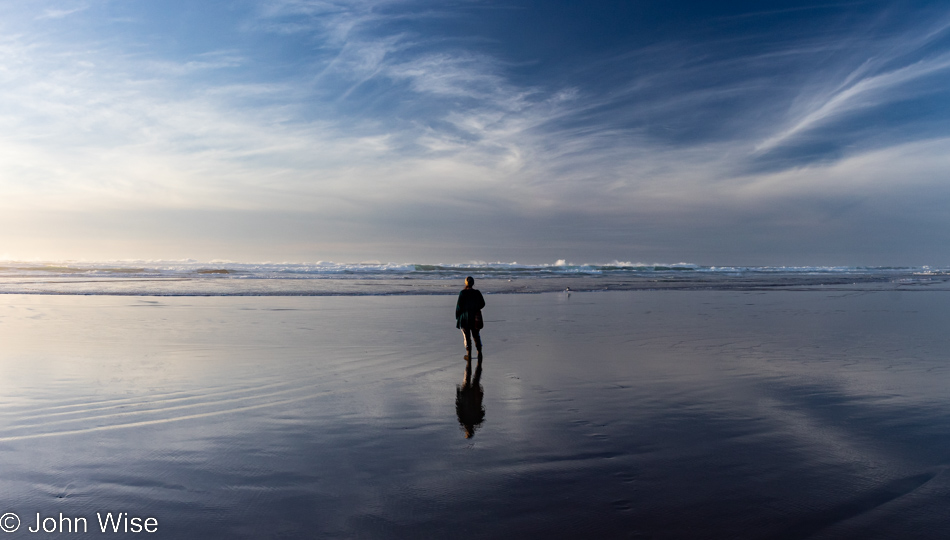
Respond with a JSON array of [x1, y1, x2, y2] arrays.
[[2, 290, 950, 538]]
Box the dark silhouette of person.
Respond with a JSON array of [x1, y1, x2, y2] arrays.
[[456, 357, 484, 438], [455, 276, 485, 360]]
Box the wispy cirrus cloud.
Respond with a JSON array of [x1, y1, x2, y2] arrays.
[[37, 5, 88, 20], [232, 1, 950, 226], [756, 17, 950, 152]]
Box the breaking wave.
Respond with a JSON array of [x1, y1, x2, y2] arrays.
[[0, 259, 945, 295]]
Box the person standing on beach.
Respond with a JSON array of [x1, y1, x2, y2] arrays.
[[456, 276, 485, 360]]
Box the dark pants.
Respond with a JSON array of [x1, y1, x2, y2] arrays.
[[461, 327, 482, 351]]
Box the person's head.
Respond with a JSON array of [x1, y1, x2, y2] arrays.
[[465, 276, 475, 288]]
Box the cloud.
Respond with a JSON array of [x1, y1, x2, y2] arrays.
[[757, 54, 950, 152], [3, 1, 950, 262], [37, 5, 88, 20], [0, 31, 385, 212], [756, 17, 950, 152]]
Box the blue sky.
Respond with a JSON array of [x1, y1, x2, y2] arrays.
[[2, 0, 950, 264]]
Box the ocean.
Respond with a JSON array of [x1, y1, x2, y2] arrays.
[[0, 260, 947, 295]]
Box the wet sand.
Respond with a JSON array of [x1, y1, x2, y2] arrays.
[[2, 290, 950, 538]]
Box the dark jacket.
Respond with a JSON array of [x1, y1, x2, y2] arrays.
[[456, 288, 486, 329]]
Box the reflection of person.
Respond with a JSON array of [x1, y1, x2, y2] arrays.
[[456, 357, 484, 438], [455, 276, 486, 360]]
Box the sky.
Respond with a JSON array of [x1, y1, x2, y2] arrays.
[[1, 0, 950, 265]]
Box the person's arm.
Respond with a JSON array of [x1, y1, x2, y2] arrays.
[[477, 291, 485, 310]]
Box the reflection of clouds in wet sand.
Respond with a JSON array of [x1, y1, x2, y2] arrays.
[[456, 358, 484, 439], [0, 380, 322, 442], [8, 291, 950, 538]]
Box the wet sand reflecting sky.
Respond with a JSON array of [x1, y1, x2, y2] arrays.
[[1, 290, 949, 538]]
